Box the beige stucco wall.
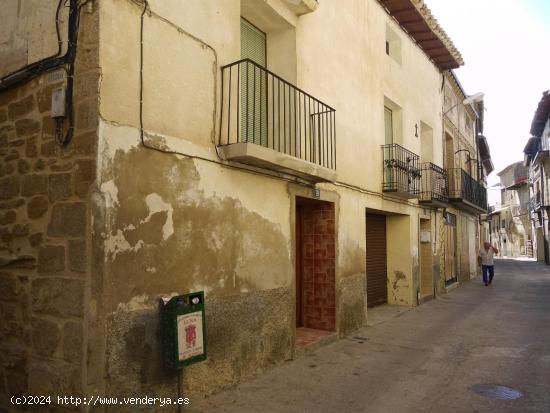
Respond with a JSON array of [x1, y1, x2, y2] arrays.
[[0, 0, 69, 78]]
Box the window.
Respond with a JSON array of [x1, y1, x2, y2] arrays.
[[420, 121, 433, 163], [384, 107, 393, 145], [240, 18, 267, 145], [385, 24, 402, 64]]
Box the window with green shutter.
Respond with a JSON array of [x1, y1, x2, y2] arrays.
[[240, 18, 267, 146]]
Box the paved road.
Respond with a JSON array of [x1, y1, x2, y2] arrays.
[[190, 259, 550, 413]]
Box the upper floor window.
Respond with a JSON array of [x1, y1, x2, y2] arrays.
[[385, 24, 402, 64]]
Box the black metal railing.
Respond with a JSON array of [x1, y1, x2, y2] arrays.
[[219, 59, 336, 170], [448, 168, 487, 211], [528, 193, 548, 211], [382, 144, 421, 195], [420, 162, 448, 203]]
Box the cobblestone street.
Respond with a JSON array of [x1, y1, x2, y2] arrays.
[[191, 259, 550, 413]]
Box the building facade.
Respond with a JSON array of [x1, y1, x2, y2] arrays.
[[440, 72, 492, 287], [524, 90, 550, 263], [0, 0, 492, 407], [488, 162, 532, 258]]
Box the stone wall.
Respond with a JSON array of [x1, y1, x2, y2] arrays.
[[0, 6, 98, 411]]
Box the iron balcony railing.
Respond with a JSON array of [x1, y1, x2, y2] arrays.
[[420, 162, 448, 204], [528, 193, 549, 211], [381, 144, 421, 196], [219, 59, 336, 170], [448, 168, 487, 211]]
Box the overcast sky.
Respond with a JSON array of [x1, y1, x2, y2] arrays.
[[427, 0, 550, 205]]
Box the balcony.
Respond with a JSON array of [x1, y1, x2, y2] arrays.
[[218, 59, 336, 183], [448, 168, 487, 213], [381, 144, 421, 199], [529, 193, 549, 212], [419, 162, 448, 207]]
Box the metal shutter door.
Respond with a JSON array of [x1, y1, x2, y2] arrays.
[[366, 213, 388, 307], [240, 19, 267, 145]]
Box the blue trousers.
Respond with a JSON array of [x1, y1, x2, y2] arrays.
[[482, 265, 494, 284]]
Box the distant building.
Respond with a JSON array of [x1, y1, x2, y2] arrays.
[[488, 162, 532, 257], [524, 91, 550, 263]]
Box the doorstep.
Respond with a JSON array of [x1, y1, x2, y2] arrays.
[[366, 304, 412, 327], [444, 281, 460, 293], [294, 327, 338, 358]]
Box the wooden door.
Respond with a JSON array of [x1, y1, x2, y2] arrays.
[[295, 205, 303, 327], [366, 213, 387, 307], [444, 224, 457, 283]]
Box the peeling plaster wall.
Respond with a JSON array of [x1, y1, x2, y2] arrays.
[[91, 0, 442, 400]]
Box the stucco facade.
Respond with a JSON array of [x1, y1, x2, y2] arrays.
[[0, 0, 491, 408], [488, 162, 531, 258]]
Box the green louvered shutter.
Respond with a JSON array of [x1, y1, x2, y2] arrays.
[[240, 19, 267, 146]]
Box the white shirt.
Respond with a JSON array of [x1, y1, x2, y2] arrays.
[[479, 247, 495, 266]]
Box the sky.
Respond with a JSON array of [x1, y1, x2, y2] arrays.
[[427, 0, 550, 205]]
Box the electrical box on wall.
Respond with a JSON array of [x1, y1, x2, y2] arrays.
[[161, 292, 207, 370], [51, 87, 66, 118]]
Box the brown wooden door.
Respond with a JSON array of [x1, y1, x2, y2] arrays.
[[366, 213, 387, 307], [296, 205, 303, 327], [445, 224, 457, 283]]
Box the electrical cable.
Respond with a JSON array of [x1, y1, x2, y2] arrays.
[[0, 0, 65, 90]]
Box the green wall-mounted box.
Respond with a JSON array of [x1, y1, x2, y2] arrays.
[[161, 292, 207, 369]]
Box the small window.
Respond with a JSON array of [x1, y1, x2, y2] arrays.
[[385, 24, 402, 64]]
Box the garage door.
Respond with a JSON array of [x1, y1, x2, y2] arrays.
[[366, 213, 387, 307]]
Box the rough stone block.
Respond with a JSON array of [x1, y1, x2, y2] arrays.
[[74, 159, 96, 197], [32, 317, 61, 356], [49, 173, 72, 201], [4, 150, 19, 161], [37, 245, 65, 273], [41, 140, 58, 157], [4, 358, 27, 397], [27, 196, 49, 219], [8, 95, 35, 121], [12, 224, 29, 237], [28, 232, 43, 247], [0, 161, 15, 177], [51, 162, 74, 172], [17, 159, 30, 174], [34, 158, 46, 171], [28, 358, 81, 396], [0, 175, 20, 200], [0, 88, 18, 107], [47, 202, 86, 237], [71, 131, 96, 155], [42, 115, 56, 137], [0, 108, 7, 123], [0, 255, 35, 269], [21, 174, 47, 196], [15, 119, 40, 137], [0, 272, 18, 299], [68, 239, 86, 273], [0, 198, 24, 210], [26, 136, 38, 158], [63, 321, 83, 363], [0, 210, 16, 225], [31, 277, 84, 317]]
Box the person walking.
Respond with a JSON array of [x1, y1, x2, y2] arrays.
[[478, 241, 499, 286]]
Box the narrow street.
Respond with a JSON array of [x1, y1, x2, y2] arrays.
[[191, 259, 550, 413]]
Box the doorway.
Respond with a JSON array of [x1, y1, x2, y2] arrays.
[[419, 218, 433, 299], [295, 197, 336, 334], [444, 212, 457, 285], [366, 213, 388, 307]]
